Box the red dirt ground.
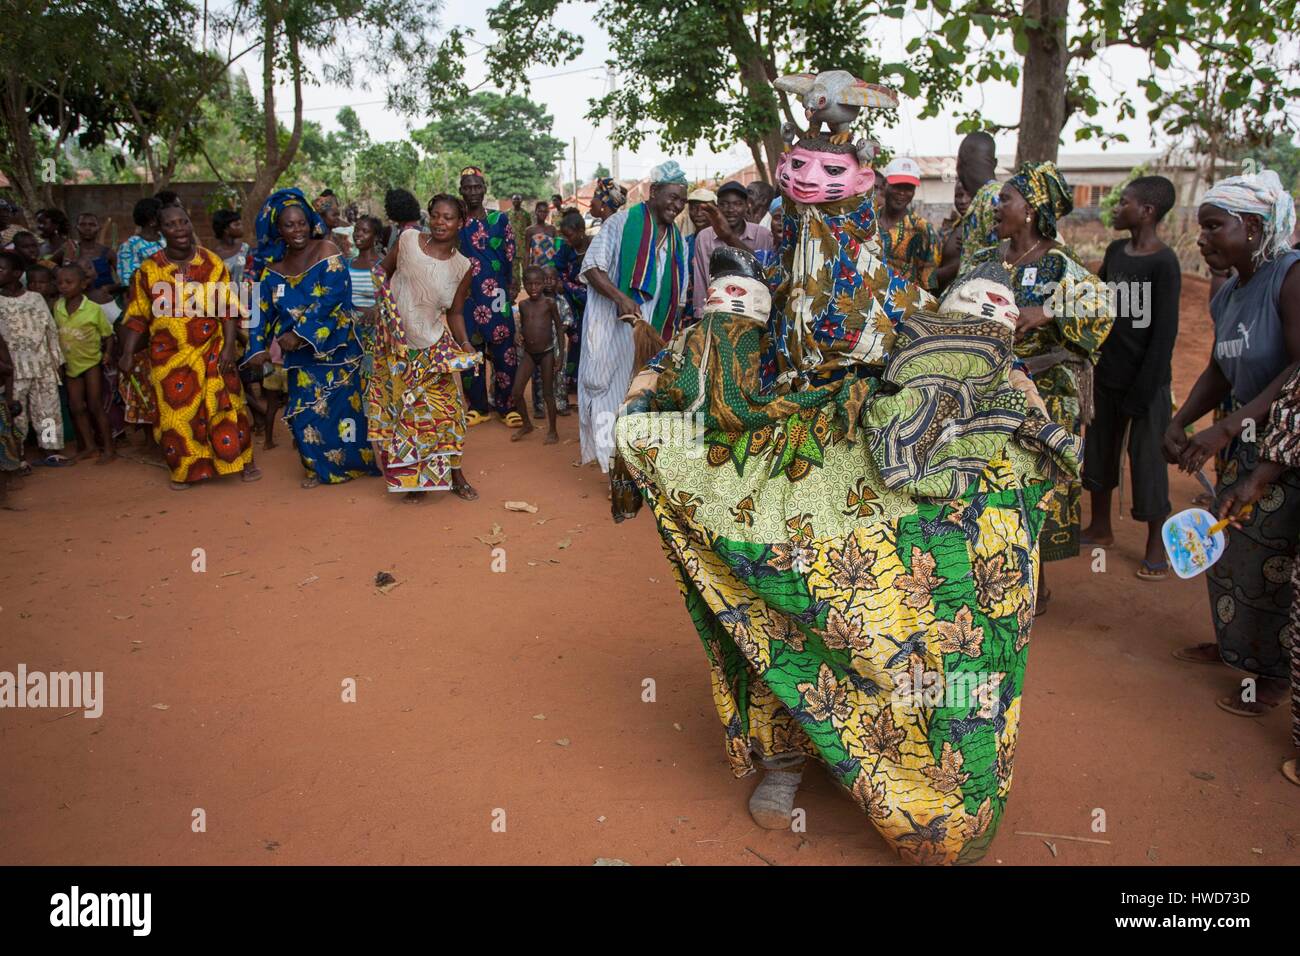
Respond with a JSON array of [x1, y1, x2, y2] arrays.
[[1, 273, 1296, 866]]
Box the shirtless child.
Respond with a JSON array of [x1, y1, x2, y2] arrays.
[[510, 265, 564, 444]]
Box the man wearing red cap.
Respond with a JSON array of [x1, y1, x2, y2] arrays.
[[875, 156, 940, 290]]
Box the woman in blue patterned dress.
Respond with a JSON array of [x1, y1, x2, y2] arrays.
[[457, 167, 521, 427], [245, 188, 379, 487]]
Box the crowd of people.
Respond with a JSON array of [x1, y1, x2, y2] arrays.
[[1, 126, 1298, 813]]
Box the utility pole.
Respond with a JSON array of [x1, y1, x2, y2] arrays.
[[607, 66, 620, 180], [572, 137, 578, 197]]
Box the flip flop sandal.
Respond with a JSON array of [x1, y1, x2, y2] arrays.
[[1283, 758, 1300, 787], [1172, 643, 1224, 664], [301, 475, 321, 489], [1135, 560, 1168, 581], [465, 410, 489, 426], [169, 480, 192, 491], [37, 454, 74, 467], [1215, 694, 1274, 717], [241, 467, 264, 482], [502, 412, 524, 428], [452, 482, 478, 501]]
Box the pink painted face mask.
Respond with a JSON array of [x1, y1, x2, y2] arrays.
[[776, 145, 874, 205]]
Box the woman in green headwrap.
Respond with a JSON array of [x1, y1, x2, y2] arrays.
[[963, 161, 1113, 613]]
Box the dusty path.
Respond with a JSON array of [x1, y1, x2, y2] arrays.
[[1, 275, 1296, 866]]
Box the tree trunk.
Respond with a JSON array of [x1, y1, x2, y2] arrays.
[[245, 11, 304, 224], [1, 74, 46, 211], [1015, 0, 1069, 166], [732, 31, 781, 182]]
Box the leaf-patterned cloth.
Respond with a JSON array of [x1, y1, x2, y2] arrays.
[[617, 401, 1057, 864], [619, 293, 1074, 862]]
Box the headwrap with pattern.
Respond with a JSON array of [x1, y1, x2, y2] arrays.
[[594, 176, 626, 211], [649, 161, 688, 186], [251, 187, 327, 281], [1007, 161, 1073, 240], [1202, 168, 1297, 264]]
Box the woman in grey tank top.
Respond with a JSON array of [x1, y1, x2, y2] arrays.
[[1164, 169, 1300, 716]]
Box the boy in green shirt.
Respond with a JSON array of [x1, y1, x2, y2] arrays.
[[53, 263, 115, 463]]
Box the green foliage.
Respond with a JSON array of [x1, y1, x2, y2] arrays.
[[412, 92, 565, 198], [1246, 139, 1300, 195], [1099, 163, 1148, 229], [484, 0, 892, 173]]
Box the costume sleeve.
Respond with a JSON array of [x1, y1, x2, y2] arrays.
[[1047, 252, 1114, 362], [1260, 364, 1300, 466], [1120, 253, 1180, 418]]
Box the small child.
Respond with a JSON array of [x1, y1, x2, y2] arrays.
[[524, 201, 558, 269], [543, 266, 571, 416], [1081, 175, 1181, 579], [53, 263, 115, 463], [25, 264, 56, 306], [511, 265, 563, 444], [0, 251, 65, 464]]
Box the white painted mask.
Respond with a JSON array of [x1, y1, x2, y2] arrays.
[[937, 277, 1019, 329], [704, 274, 771, 325]]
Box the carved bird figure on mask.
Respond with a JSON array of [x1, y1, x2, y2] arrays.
[[774, 70, 898, 144]]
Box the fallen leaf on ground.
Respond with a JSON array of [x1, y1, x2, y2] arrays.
[[298, 575, 319, 587], [673, 722, 683, 731], [220, 570, 244, 578], [532, 714, 546, 720], [596, 815, 606, 823], [1043, 840, 1058, 858], [555, 737, 570, 747], [666, 858, 683, 866], [557, 537, 572, 550], [593, 858, 629, 866], [1147, 847, 1158, 862], [1190, 770, 1215, 781], [504, 500, 538, 513], [151, 703, 170, 711], [113, 614, 133, 620], [475, 524, 506, 546]]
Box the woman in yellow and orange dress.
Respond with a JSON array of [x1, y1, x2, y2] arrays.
[[118, 204, 260, 489]]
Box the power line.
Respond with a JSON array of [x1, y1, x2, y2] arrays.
[[275, 65, 604, 115]]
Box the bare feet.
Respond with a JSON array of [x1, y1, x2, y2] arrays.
[[543, 431, 559, 445], [510, 424, 534, 442], [96, 450, 116, 465], [263, 437, 277, 451], [1079, 526, 1114, 547], [451, 477, 478, 501], [76, 447, 98, 462], [242, 466, 263, 483], [1172, 643, 1223, 664]]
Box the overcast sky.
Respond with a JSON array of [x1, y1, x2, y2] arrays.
[[272, 1, 1168, 183]]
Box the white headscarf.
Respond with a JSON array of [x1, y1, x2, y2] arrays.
[[1202, 168, 1297, 264]]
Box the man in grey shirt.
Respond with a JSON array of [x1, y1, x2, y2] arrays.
[[690, 180, 774, 316]]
